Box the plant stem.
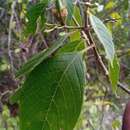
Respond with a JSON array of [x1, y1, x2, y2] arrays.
[[72, 4, 130, 94]]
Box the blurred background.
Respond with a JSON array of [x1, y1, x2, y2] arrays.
[[0, 0, 130, 130]]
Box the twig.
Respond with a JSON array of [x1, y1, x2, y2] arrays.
[[87, 25, 130, 94], [78, 1, 95, 8], [81, 44, 95, 53], [14, 8, 22, 40], [38, 32, 49, 48], [117, 82, 130, 94], [72, 10, 130, 94], [8, 0, 17, 78], [83, 0, 90, 31], [45, 23, 84, 32], [103, 18, 121, 23]]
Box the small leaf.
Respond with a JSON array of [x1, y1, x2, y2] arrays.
[[109, 56, 120, 92], [57, 40, 85, 54], [73, 6, 82, 25], [65, 0, 73, 22], [25, 2, 48, 35], [90, 14, 115, 62], [16, 35, 68, 78], [18, 52, 86, 130]]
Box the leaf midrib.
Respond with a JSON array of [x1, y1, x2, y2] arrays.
[[41, 54, 80, 130]]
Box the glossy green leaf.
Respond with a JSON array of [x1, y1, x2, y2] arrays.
[[17, 52, 85, 130], [90, 14, 115, 62], [25, 2, 48, 35], [16, 35, 68, 78], [109, 56, 120, 92]]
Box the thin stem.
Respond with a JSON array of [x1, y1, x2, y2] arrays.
[[45, 23, 84, 31], [81, 44, 95, 54], [8, 0, 17, 78], [73, 6, 130, 94]]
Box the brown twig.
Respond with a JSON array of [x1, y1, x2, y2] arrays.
[[45, 23, 84, 31], [38, 32, 49, 48], [86, 24, 130, 94], [72, 4, 130, 94], [103, 18, 121, 23]]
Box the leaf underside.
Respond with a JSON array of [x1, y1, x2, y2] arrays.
[[18, 52, 85, 130], [90, 14, 115, 62]]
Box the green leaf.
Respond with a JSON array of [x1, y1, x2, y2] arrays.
[[89, 14, 115, 63], [70, 31, 81, 42], [16, 35, 68, 78], [123, 0, 129, 10], [55, 0, 63, 12], [65, 0, 73, 22], [73, 6, 82, 25], [10, 88, 22, 104], [18, 52, 86, 130], [25, 2, 48, 35], [57, 40, 85, 54], [109, 56, 120, 92]]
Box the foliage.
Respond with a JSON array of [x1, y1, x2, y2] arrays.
[[89, 14, 115, 62], [14, 53, 85, 130], [0, 105, 19, 130], [0, 0, 130, 130], [16, 35, 68, 78]]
